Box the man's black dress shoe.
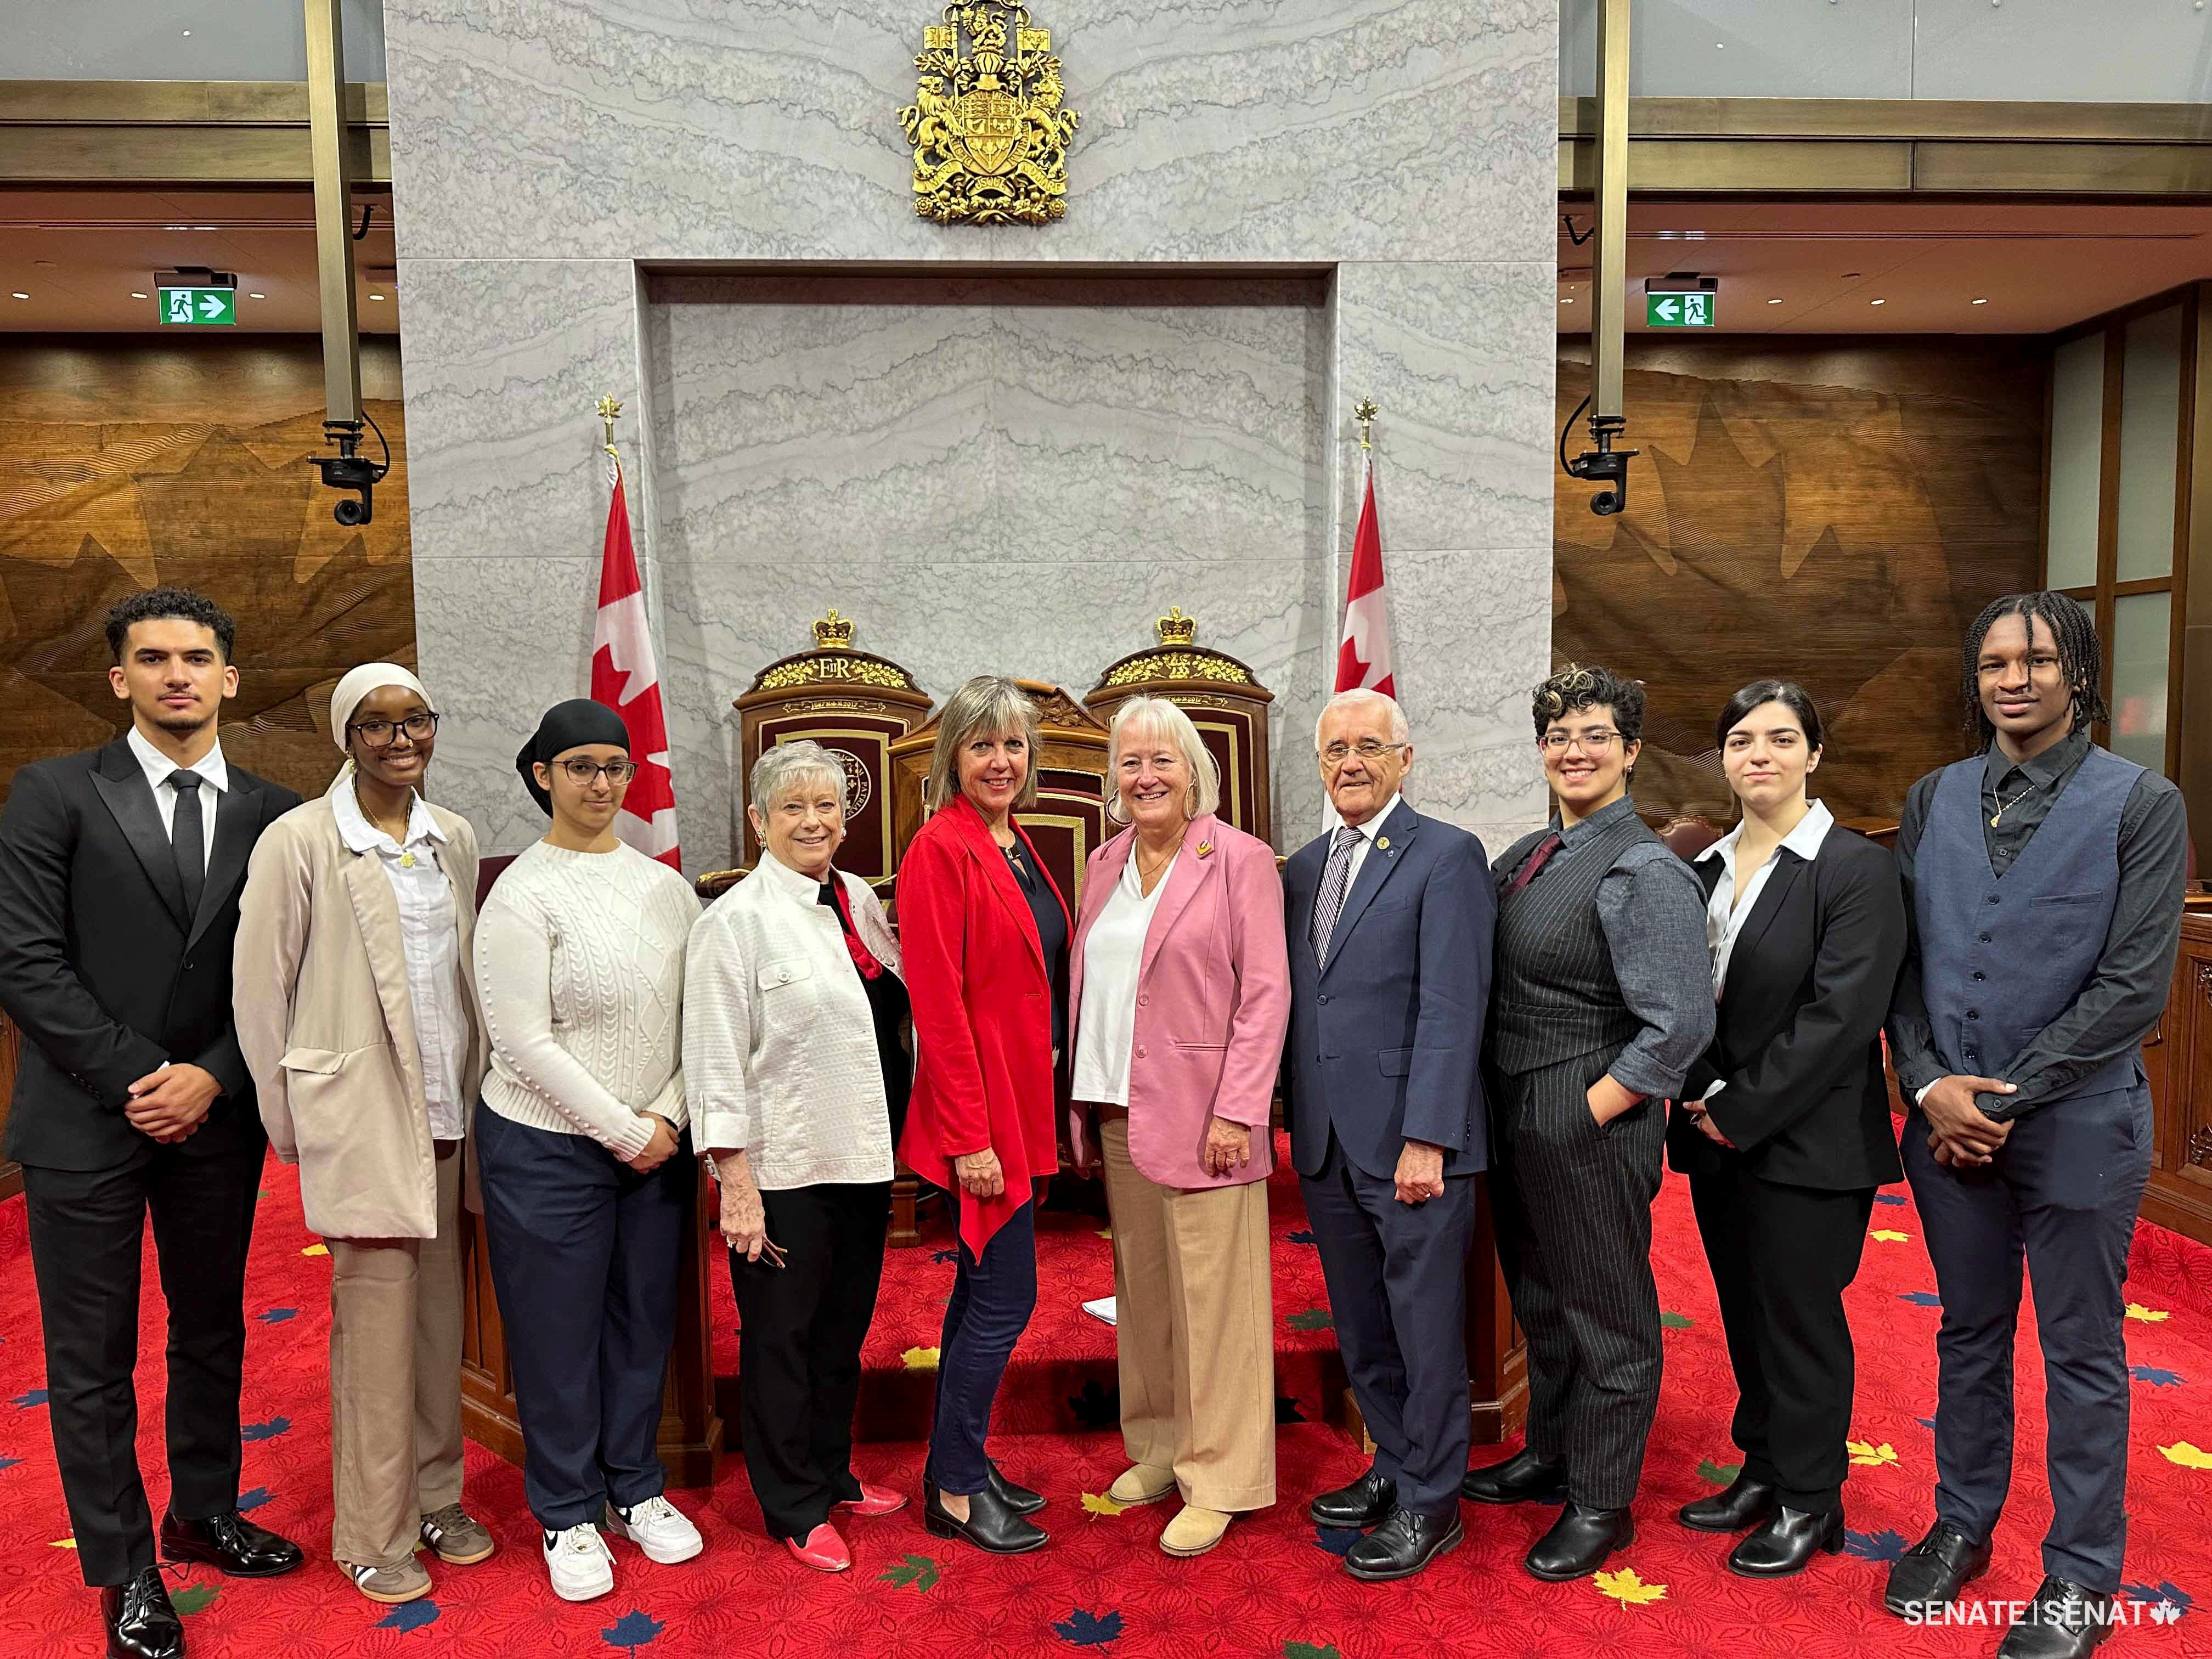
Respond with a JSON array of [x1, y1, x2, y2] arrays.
[[1677, 1471, 1779, 1533], [158, 1510, 304, 1578], [1882, 1520, 1993, 1618], [1996, 1577, 2119, 1659], [1308, 1467, 1397, 1530], [1343, 1507, 1464, 1582], [986, 1459, 1046, 1516], [923, 1480, 1048, 1554], [1525, 1503, 1633, 1581], [1727, 1505, 1845, 1577], [101, 1567, 184, 1659], [1462, 1447, 1568, 1506]]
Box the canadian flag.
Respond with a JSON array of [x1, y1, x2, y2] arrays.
[[590, 460, 682, 870], [1334, 455, 1396, 698]]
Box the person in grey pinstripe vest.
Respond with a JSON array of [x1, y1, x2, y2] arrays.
[[1466, 664, 1713, 1583]]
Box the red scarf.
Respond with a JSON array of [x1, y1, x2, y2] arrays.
[[823, 879, 884, 980]]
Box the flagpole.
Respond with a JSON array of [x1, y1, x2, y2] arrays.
[[597, 393, 623, 487]]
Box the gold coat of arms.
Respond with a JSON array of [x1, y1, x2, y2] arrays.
[[900, 2, 1080, 226]]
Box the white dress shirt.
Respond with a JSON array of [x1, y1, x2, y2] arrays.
[[1694, 799, 1835, 1102], [331, 778, 469, 1140], [1338, 791, 1403, 891], [1071, 848, 1178, 1108], [126, 725, 227, 866]]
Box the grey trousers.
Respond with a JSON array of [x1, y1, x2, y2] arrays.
[[1902, 1085, 2152, 1593], [1490, 1051, 1666, 1511]]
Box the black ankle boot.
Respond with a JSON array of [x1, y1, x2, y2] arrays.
[[1677, 1472, 1778, 1533], [985, 1459, 1045, 1516], [924, 1480, 1048, 1554], [1728, 1505, 1845, 1577], [1525, 1503, 1633, 1581], [1462, 1447, 1568, 1506]]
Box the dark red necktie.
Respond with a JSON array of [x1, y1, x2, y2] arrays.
[[1504, 830, 1563, 897]]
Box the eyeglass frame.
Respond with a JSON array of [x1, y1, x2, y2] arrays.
[[1319, 738, 1410, 769], [1537, 728, 1626, 754], [546, 756, 639, 786], [346, 710, 441, 749]]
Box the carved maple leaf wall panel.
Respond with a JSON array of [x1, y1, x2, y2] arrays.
[[0, 341, 414, 807], [1551, 338, 2045, 825]]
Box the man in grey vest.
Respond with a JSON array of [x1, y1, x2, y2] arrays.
[[1886, 593, 2186, 1659], [1468, 664, 1713, 1581], [1282, 689, 1494, 1582]]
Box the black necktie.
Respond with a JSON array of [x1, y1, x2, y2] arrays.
[[171, 771, 206, 921]]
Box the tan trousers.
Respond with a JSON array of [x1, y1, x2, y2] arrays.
[[328, 1140, 467, 1567], [1098, 1118, 1276, 1511]]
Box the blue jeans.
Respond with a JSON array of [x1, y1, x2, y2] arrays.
[[925, 1189, 1038, 1496], [475, 1107, 690, 1529]]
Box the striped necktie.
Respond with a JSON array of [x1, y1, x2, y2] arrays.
[[1310, 825, 1364, 967]]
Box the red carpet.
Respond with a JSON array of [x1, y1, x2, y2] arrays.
[[2, 1140, 2209, 1658]]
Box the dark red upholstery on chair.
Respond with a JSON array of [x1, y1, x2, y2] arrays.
[[1657, 816, 1726, 862]]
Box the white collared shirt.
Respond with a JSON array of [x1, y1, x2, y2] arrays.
[[126, 725, 228, 866], [1071, 847, 1178, 1108], [331, 778, 469, 1139], [1696, 799, 1836, 997], [1338, 791, 1403, 893]]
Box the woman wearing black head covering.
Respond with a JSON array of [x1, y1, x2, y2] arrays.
[[472, 700, 705, 1604]]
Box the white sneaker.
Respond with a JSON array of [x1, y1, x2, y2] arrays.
[[541, 1522, 615, 1601], [604, 1495, 703, 1565]]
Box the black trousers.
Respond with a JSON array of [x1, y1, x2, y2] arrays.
[[1688, 1163, 1875, 1513], [1490, 1052, 1666, 1511], [729, 1180, 890, 1540], [1299, 1136, 1476, 1520], [475, 1108, 690, 1530], [22, 1142, 264, 1586]]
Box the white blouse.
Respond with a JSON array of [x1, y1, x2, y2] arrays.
[[1697, 799, 1836, 997], [1071, 849, 1177, 1107]]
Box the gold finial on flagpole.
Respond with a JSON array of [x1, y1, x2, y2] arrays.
[[1354, 397, 1379, 452], [597, 394, 623, 461]]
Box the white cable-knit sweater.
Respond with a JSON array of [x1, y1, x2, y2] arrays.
[[474, 838, 699, 1161]]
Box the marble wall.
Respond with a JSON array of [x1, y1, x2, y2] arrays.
[[387, 0, 1559, 868]]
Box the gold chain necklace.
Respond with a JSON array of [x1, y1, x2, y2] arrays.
[[355, 776, 419, 867], [1989, 779, 2040, 829]]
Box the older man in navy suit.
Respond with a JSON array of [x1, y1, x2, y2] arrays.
[[1282, 687, 1494, 1581]]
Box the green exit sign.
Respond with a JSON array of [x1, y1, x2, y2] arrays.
[[157, 286, 235, 326], [1646, 291, 1714, 328]]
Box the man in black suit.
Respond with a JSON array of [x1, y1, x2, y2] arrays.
[[0, 589, 304, 1659]]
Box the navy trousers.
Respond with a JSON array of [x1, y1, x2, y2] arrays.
[[1902, 1085, 2153, 1592], [475, 1107, 691, 1530], [1300, 1136, 1476, 1520], [926, 1188, 1038, 1497]]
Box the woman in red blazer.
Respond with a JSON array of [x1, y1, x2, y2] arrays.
[[1065, 697, 1289, 1560], [899, 676, 1070, 1556]]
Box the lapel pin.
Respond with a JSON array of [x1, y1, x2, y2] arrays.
[[1376, 836, 1391, 851], [1197, 840, 1214, 860]]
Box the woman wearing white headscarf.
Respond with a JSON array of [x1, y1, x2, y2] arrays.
[[234, 664, 495, 1606]]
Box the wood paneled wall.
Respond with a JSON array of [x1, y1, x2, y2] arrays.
[[1554, 337, 2047, 825], [0, 335, 414, 808]]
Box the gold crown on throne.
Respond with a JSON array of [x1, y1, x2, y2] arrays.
[[1156, 606, 1197, 647], [814, 609, 856, 650]]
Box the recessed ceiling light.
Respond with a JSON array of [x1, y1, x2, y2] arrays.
[[368, 293, 386, 301], [166, 224, 190, 231], [193, 226, 217, 232], [1767, 297, 1783, 305], [131, 291, 149, 299], [1870, 298, 1887, 306], [1972, 297, 1989, 305], [248, 292, 265, 299], [9, 292, 27, 301], [181, 29, 191, 35], [1560, 297, 1573, 304]]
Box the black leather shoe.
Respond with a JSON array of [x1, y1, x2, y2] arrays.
[[1343, 1506, 1464, 1581], [1728, 1505, 1846, 1577], [1525, 1503, 1633, 1581], [1677, 1471, 1779, 1533], [100, 1567, 184, 1659], [923, 1480, 1047, 1554], [1462, 1447, 1568, 1506], [158, 1510, 304, 1578], [1995, 1577, 2119, 1658], [986, 1459, 1046, 1516], [1308, 1467, 1397, 1530], [1882, 1520, 1993, 1618]]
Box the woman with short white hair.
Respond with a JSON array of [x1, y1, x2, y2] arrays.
[[1065, 697, 1290, 1558], [687, 742, 912, 1575]]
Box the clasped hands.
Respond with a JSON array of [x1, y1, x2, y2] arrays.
[[126, 1062, 221, 1143], [1921, 1073, 2018, 1168]]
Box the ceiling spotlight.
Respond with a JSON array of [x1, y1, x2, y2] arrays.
[[1972, 297, 1989, 305], [1870, 297, 1887, 306]]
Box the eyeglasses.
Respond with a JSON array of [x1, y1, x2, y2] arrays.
[[349, 712, 439, 748], [1321, 740, 1407, 767], [1539, 730, 1622, 753], [555, 758, 638, 785]]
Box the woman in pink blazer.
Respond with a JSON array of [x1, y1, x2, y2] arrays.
[[1066, 696, 1290, 1559]]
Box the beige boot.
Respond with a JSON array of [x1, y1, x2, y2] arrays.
[[1108, 1464, 1177, 1506], [1160, 1505, 1233, 1558]]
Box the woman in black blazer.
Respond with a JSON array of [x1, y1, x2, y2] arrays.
[[1671, 680, 1907, 1579]]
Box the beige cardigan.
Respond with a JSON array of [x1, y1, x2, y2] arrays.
[[234, 776, 486, 1239]]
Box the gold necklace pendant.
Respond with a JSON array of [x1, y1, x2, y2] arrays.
[[399, 849, 417, 868]]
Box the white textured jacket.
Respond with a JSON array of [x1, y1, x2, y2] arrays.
[[683, 850, 906, 1189]]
